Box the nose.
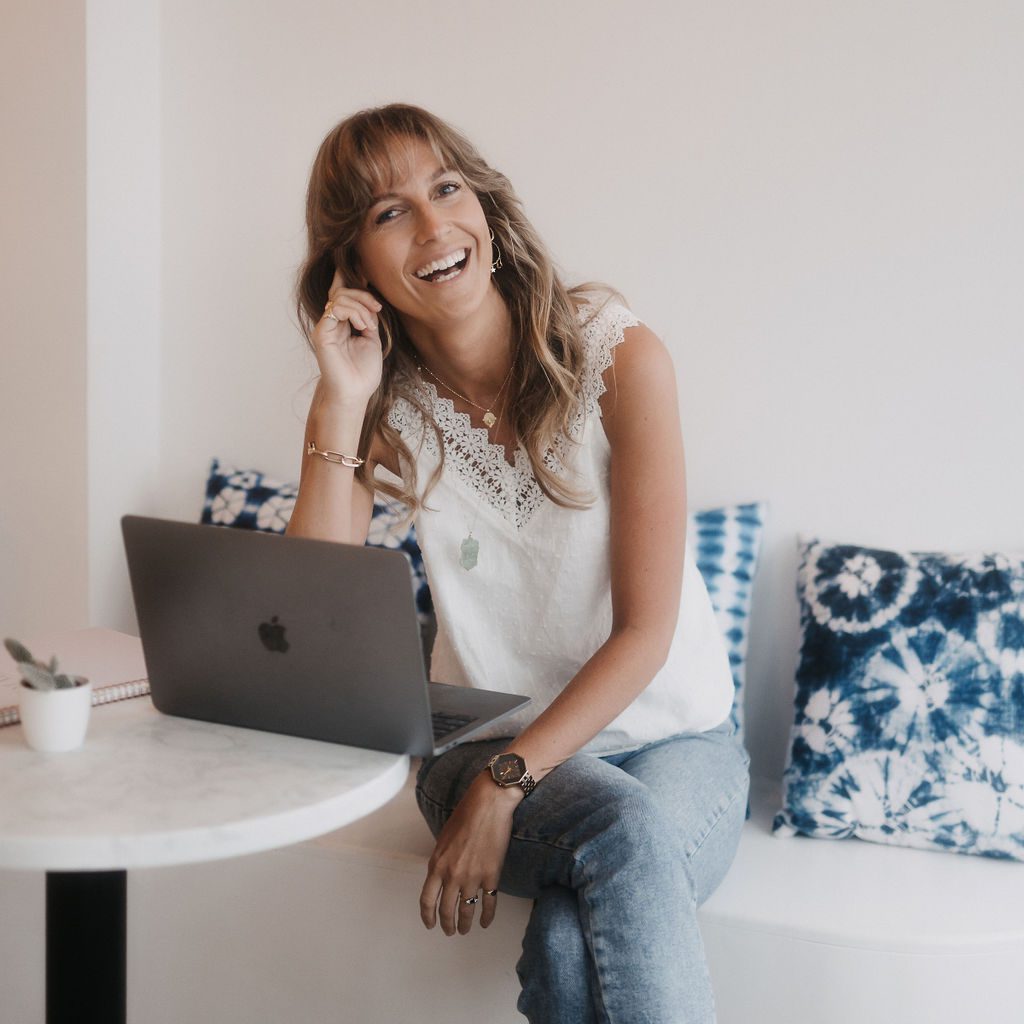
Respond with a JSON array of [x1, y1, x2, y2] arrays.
[[414, 202, 450, 245]]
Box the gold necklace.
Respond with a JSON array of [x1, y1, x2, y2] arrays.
[[418, 359, 515, 428], [456, 385, 512, 571]]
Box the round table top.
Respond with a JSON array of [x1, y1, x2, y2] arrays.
[[0, 696, 409, 871]]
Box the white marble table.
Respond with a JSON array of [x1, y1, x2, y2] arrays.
[[0, 679, 409, 1023]]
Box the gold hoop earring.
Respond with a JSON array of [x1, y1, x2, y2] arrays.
[[488, 227, 503, 274]]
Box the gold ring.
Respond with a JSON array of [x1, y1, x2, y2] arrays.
[[484, 889, 498, 897]]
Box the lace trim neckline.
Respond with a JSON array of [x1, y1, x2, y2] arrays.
[[419, 379, 546, 530], [388, 300, 638, 530]]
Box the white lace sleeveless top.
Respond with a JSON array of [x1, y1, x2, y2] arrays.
[[377, 301, 734, 755]]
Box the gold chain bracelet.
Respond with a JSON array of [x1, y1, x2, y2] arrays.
[[306, 441, 365, 468]]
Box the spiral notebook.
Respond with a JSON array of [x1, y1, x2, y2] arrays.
[[0, 627, 150, 728]]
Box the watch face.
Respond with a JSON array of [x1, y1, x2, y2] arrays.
[[492, 753, 526, 785]]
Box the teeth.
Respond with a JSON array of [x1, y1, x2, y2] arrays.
[[415, 249, 467, 278]]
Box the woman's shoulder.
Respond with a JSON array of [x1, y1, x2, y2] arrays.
[[569, 286, 643, 347], [565, 287, 672, 425], [567, 286, 647, 401]]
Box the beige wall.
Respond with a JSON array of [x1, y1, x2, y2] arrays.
[[157, 0, 1024, 776], [1, 0, 1022, 772], [0, 0, 88, 640]]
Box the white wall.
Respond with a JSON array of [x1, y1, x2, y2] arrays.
[[2, 0, 1024, 753], [155, 0, 1024, 779], [86, 0, 162, 631], [0, 0, 88, 640], [6, 0, 1020, 777], [5, 0, 1023, 776]]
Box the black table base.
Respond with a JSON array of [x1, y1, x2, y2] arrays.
[[46, 870, 126, 1024]]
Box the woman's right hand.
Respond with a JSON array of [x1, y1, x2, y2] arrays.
[[311, 269, 386, 412]]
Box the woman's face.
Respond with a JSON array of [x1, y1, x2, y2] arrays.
[[354, 137, 494, 326]]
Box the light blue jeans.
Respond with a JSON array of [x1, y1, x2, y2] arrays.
[[415, 719, 751, 1023]]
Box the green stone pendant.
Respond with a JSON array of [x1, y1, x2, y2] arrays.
[[459, 535, 479, 571]]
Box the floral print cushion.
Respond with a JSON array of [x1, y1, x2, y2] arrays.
[[773, 535, 1024, 860], [200, 458, 432, 625]]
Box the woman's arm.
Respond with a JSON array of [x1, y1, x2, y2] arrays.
[[286, 271, 390, 546], [420, 322, 690, 934], [501, 320, 687, 776], [285, 381, 378, 545]]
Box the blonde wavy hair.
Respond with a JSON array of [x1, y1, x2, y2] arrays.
[[296, 103, 622, 514]]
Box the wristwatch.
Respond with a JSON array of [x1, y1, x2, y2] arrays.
[[485, 752, 537, 797]]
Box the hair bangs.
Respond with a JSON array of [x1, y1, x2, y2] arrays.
[[346, 115, 454, 221]]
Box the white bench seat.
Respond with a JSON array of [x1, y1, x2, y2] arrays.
[[311, 771, 1024, 949], [300, 770, 1024, 1023], [706, 777, 1024, 956], [106, 767, 1024, 1023]]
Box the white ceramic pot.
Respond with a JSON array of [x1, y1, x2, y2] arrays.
[[19, 678, 92, 752]]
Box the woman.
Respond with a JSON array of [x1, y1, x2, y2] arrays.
[[286, 103, 749, 1023]]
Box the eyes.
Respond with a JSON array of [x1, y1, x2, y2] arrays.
[[373, 182, 462, 225]]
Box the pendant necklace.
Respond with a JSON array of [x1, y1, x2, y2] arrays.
[[418, 359, 515, 429], [446, 385, 513, 571], [458, 490, 484, 571]]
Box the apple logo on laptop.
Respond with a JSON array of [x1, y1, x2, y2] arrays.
[[258, 615, 289, 653]]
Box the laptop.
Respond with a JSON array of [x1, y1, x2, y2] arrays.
[[120, 515, 529, 756]]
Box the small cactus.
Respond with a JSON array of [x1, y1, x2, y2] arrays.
[[3, 638, 85, 691]]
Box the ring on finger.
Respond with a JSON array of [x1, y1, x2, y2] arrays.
[[484, 889, 498, 897], [462, 894, 480, 906]]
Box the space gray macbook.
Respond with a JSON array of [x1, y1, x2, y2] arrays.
[[120, 515, 529, 756]]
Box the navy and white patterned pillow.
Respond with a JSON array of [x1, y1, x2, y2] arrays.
[[773, 535, 1024, 860], [689, 502, 766, 735], [200, 458, 432, 624]]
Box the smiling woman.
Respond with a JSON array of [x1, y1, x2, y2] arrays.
[[293, 105, 597, 514], [284, 103, 749, 1024]]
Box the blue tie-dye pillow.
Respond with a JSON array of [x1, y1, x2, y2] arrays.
[[689, 502, 766, 735], [773, 535, 1024, 860], [200, 458, 432, 625]]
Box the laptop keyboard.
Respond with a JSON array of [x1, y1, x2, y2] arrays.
[[431, 710, 475, 741]]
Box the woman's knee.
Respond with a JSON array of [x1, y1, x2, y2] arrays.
[[498, 758, 681, 898], [574, 785, 688, 886]]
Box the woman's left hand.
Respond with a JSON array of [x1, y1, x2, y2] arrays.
[[420, 772, 521, 936]]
